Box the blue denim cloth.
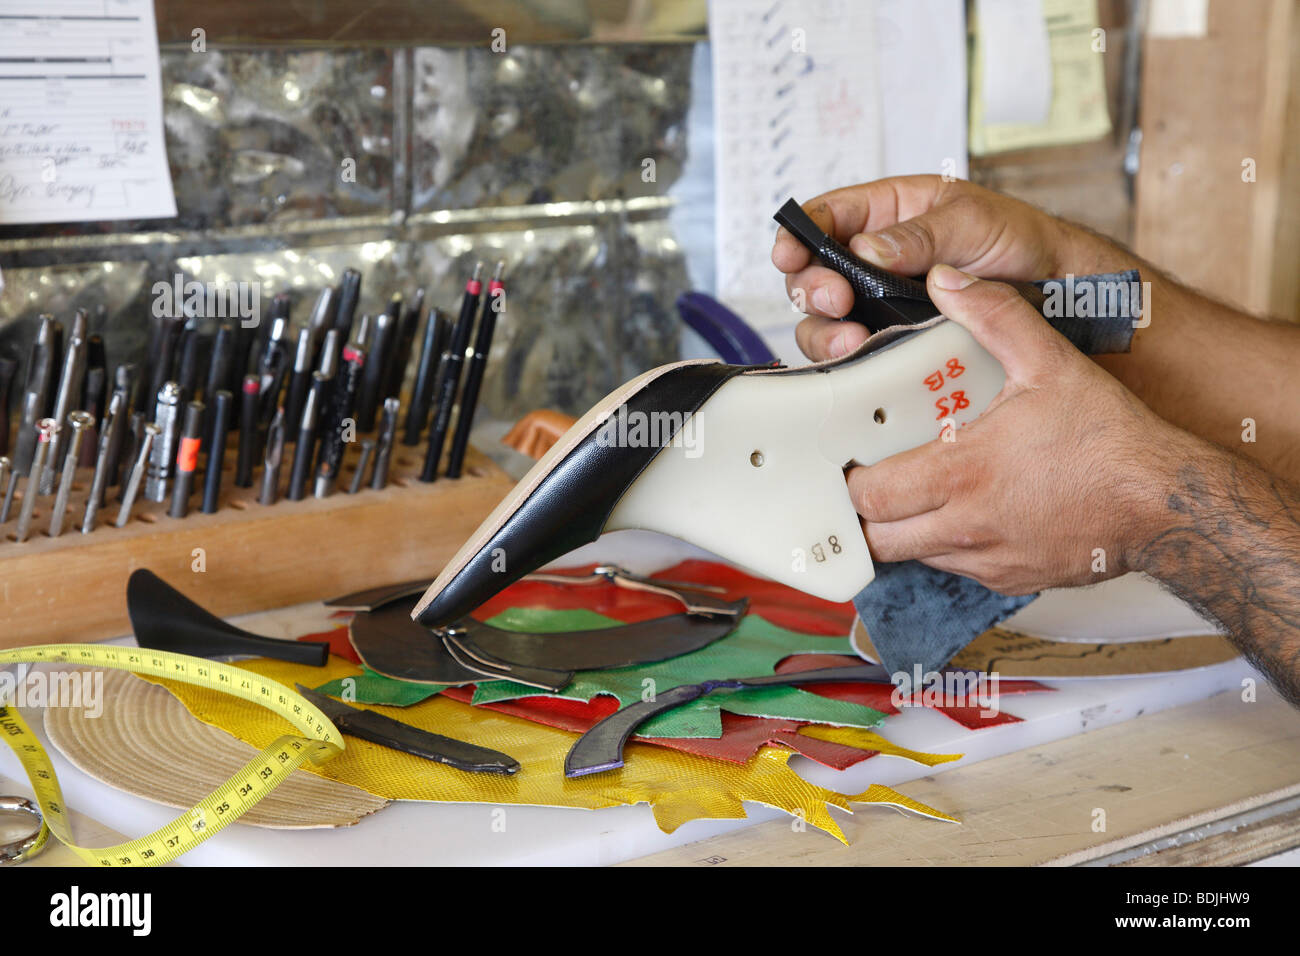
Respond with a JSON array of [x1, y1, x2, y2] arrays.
[[854, 562, 1036, 676], [853, 271, 1142, 676]]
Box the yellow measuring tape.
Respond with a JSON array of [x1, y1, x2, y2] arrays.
[[0, 644, 343, 867]]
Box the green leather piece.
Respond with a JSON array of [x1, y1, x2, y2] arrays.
[[470, 610, 887, 739], [481, 607, 621, 633], [315, 666, 442, 707], [314, 610, 888, 739]]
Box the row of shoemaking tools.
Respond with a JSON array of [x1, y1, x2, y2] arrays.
[[0, 261, 504, 541]]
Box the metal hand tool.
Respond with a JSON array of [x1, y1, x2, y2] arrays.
[[82, 391, 124, 533], [370, 397, 399, 489], [116, 423, 158, 528], [402, 307, 448, 446], [168, 401, 205, 518], [145, 382, 182, 502], [47, 411, 93, 537], [347, 439, 375, 494], [258, 407, 284, 506], [40, 334, 85, 494], [201, 390, 232, 515], [0, 458, 10, 522], [15, 419, 56, 542], [12, 316, 57, 474]]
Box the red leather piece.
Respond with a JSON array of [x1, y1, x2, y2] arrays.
[[472, 559, 857, 636], [774, 653, 1053, 729]]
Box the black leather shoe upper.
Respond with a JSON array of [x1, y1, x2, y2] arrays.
[[414, 361, 753, 628]]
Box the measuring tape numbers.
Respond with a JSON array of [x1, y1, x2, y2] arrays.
[[0, 643, 344, 867]]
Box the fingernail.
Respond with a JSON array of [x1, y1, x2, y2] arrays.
[[931, 264, 976, 291], [829, 329, 850, 358], [852, 231, 900, 260], [812, 286, 834, 315]]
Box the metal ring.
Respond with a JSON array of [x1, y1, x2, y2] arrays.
[[0, 796, 44, 865]]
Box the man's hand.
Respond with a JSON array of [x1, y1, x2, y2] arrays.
[[771, 176, 1135, 360], [854, 271, 1300, 703], [782, 179, 1300, 702], [849, 264, 1184, 595]]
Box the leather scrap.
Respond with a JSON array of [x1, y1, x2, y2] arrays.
[[295, 684, 519, 775], [775, 653, 1053, 730], [474, 559, 857, 636], [501, 409, 576, 460], [563, 664, 889, 776], [438, 687, 961, 771], [466, 611, 889, 739], [448, 599, 745, 671], [346, 596, 574, 691], [853, 619, 1239, 679]]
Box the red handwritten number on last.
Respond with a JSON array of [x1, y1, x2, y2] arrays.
[[934, 390, 970, 420], [923, 357, 965, 392], [924, 358, 968, 419]]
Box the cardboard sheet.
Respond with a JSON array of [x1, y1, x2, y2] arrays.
[[852, 620, 1239, 679]]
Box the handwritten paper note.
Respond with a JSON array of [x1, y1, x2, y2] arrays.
[[0, 0, 177, 224], [709, 0, 884, 302]]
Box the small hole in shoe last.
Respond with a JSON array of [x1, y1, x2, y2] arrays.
[[750, 451, 764, 467], [873, 408, 886, 424]]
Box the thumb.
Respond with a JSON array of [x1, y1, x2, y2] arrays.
[[927, 264, 1068, 383]]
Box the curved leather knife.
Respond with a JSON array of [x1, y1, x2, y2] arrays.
[[294, 684, 520, 775]]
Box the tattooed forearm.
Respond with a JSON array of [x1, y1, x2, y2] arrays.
[[1132, 447, 1300, 705]]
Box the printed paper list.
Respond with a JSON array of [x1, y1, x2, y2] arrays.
[[0, 0, 177, 224]]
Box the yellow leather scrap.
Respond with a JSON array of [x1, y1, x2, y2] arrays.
[[797, 725, 965, 767], [148, 656, 958, 843]]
